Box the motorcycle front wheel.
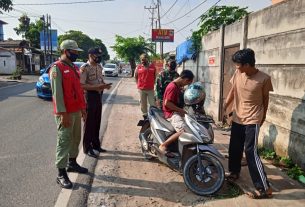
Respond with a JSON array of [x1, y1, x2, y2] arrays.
[[183, 153, 224, 196]]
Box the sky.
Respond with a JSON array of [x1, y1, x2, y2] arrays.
[[0, 0, 272, 59]]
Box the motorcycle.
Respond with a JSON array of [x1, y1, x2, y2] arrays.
[[137, 105, 225, 196]]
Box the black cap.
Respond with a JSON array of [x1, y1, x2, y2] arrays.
[[88, 47, 103, 55]]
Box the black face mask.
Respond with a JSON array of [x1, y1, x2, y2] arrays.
[[94, 56, 102, 64], [66, 50, 79, 62]]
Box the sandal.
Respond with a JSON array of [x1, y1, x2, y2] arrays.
[[225, 172, 240, 181], [158, 146, 175, 158], [246, 188, 272, 199], [165, 151, 175, 158]]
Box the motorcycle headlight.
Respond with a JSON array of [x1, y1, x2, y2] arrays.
[[39, 77, 45, 84], [187, 115, 212, 144]]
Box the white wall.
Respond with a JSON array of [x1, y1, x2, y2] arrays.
[[0, 50, 16, 74]]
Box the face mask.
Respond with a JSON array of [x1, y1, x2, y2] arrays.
[[94, 56, 102, 63], [66, 51, 78, 62]]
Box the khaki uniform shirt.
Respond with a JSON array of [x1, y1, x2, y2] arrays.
[[79, 62, 105, 86], [230, 69, 273, 125]]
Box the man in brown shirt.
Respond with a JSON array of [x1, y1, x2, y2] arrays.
[[224, 48, 273, 199], [80, 47, 112, 158]]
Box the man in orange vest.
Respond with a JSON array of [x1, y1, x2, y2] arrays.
[[50, 39, 88, 189], [135, 53, 156, 118]]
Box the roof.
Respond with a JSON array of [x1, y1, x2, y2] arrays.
[[0, 20, 8, 25], [0, 40, 29, 48], [0, 47, 16, 55]]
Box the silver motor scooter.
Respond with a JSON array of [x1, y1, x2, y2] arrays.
[[138, 105, 225, 196]]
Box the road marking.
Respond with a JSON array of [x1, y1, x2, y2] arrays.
[[54, 78, 123, 207]]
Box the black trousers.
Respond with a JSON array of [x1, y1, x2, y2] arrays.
[[83, 91, 102, 153], [229, 122, 270, 191]]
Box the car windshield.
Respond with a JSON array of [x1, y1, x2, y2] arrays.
[[104, 64, 116, 68]]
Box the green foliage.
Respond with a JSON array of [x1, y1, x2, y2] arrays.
[[280, 156, 294, 168], [111, 35, 155, 76], [287, 165, 305, 180], [258, 148, 276, 160], [258, 147, 305, 183], [58, 30, 110, 62], [14, 15, 44, 48], [112, 35, 154, 62], [191, 6, 248, 53], [0, 0, 13, 14], [215, 182, 242, 199], [11, 67, 22, 80]]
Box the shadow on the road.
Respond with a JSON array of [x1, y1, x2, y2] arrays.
[[0, 82, 35, 102], [102, 150, 143, 157], [110, 94, 140, 106], [97, 150, 159, 163], [92, 175, 207, 205]]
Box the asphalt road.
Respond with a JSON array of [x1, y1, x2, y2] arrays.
[[0, 76, 121, 207]]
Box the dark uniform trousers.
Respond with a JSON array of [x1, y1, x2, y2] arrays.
[[229, 122, 270, 191], [83, 91, 102, 153]]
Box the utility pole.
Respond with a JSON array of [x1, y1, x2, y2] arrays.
[[49, 15, 52, 62], [144, 2, 157, 54], [46, 14, 50, 65], [41, 15, 47, 66], [156, 0, 163, 59]]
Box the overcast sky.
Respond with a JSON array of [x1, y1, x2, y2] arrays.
[[1, 0, 272, 58]]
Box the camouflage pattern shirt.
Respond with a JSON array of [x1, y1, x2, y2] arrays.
[[154, 69, 179, 103]]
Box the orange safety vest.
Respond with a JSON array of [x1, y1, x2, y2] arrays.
[[137, 64, 156, 90], [51, 61, 86, 114]]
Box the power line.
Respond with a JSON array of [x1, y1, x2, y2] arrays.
[[160, 0, 178, 19], [13, 0, 114, 6], [163, 0, 209, 25], [176, 0, 221, 33]]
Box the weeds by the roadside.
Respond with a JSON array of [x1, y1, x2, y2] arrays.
[[258, 147, 305, 184], [214, 181, 243, 199]]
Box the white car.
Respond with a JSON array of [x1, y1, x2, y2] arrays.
[[103, 63, 119, 77]]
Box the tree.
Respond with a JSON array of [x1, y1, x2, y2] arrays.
[[191, 6, 248, 53], [111, 35, 154, 77], [0, 0, 13, 14], [58, 30, 110, 62], [94, 38, 110, 63], [14, 15, 31, 39], [14, 15, 44, 48]]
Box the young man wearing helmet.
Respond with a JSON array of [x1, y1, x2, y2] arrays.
[[159, 70, 194, 155], [155, 59, 179, 108]]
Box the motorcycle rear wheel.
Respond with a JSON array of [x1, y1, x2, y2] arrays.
[[139, 128, 154, 160], [183, 153, 224, 196]]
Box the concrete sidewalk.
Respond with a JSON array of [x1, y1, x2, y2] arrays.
[[89, 78, 305, 207]]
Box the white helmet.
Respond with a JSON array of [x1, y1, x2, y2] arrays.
[[184, 82, 206, 105]]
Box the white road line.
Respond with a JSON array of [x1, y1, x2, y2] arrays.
[[54, 79, 123, 207]]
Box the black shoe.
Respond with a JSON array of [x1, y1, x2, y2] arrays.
[[87, 149, 98, 158], [67, 160, 88, 174], [95, 147, 107, 153], [56, 169, 73, 189]]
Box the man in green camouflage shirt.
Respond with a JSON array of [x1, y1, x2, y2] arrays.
[[155, 60, 179, 108]]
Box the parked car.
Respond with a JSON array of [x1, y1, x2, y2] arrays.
[[103, 63, 119, 77], [36, 62, 84, 99]]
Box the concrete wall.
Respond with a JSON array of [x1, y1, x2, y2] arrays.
[[0, 49, 16, 74], [180, 0, 305, 169]]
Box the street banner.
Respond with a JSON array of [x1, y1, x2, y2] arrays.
[[152, 29, 174, 42], [40, 29, 58, 51]]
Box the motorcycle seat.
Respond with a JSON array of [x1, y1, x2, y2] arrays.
[[149, 106, 175, 132]]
